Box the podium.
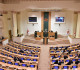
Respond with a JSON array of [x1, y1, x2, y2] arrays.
[[43, 37, 48, 44]]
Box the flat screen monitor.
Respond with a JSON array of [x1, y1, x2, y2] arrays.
[[55, 17, 64, 22], [29, 17, 37, 22]]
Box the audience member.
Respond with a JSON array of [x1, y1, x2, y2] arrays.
[[75, 59, 79, 64], [18, 57, 23, 63], [54, 60, 58, 64], [64, 55, 68, 59], [66, 60, 73, 65], [14, 57, 18, 62], [19, 49, 24, 53]]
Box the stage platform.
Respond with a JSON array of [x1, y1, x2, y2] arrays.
[[22, 34, 70, 45]]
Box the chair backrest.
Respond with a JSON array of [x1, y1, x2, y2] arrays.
[[14, 63, 19, 66], [27, 59, 31, 61], [66, 60, 69, 62], [0, 68, 4, 70], [72, 59, 76, 61], [9, 55, 13, 58], [21, 58, 24, 60], [63, 66, 68, 69], [30, 65, 35, 68], [52, 60, 56, 63], [8, 61, 12, 64], [34, 55, 38, 57], [54, 66, 59, 69], [2, 60, 5, 63], [22, 64, 26, 67], [33, 59, 37, 61], [72, 66, 77, 68], [29, 54, 32, 56]]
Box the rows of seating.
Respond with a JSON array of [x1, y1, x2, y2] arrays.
[[50, 44, 80, 70], [0, 42, 41, 70], [3, 46, 40, 57]]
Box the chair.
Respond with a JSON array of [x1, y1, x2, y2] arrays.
[[0, 69, 4, 70], [72, 66, 77, 68], [2, 60, 5, 63], [72, 59, 76, 61], [30, 65, 35, 68], [18, 53, 21, 55], [34, 55, 38, 57], [52, 60, 56, 63], [51, 51, 54, 53], [22, 64, 26, 67], [69, 55, 73, 57], [1, 53, 4, 55], [8, 61, 12, 64], [27, 59, 31, 61], [33, 59, 37, 61], [29, 55, 32, 56], [54, 66, 59, 69], [5, 54, 7, 56], [21, 58, 24, 60], [23, 54, 26, 56], [9, 55, 13, 58], [63, 66, 68, 69], [66, 60, 69, 62], [14, 63, 19, 66], [14, 52, 17, 54]]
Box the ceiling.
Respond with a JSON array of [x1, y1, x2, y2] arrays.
[[0, 0, 80, 12]]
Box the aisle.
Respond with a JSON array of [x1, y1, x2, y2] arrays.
[[38, 45, 50, 70]]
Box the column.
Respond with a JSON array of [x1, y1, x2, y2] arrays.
[[12, 12, 17, 36], [76, 13, 80, 38]]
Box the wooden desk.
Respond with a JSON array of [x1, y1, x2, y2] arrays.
[[43, 37, 48, 44]]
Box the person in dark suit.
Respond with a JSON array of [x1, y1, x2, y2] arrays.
[[75, 59, 79, 64], [65, 47, 68, 50], [64, 55, 68, 59], [54, 60, 58, 64], [68, 50, 71, 54], [78, 54, 80, 58], [14, 57, 18, 62], [66, 60, 73, 65], [19, 49, 24, 53], [18, 57, 23, 63], [58, 60, 62, 65], [63, 49, 66, 53]]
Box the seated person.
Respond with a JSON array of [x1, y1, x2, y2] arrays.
[[52, 55, 57, 59], [58, 60, 62, 65], [1, 36, 4, 40], [78, 54, 80, 58], [18, 57, 23, 63], [19, 49, 24, 53], [68, 50, 71, 54], [65, 47, 68, 50], [54, 60, 58, 64], [66, 59, 73, 65], [75, 59, 79, 64], [64, 55, 68, 59], [63, 49, 66, 53], [14, 57, 18, 62]]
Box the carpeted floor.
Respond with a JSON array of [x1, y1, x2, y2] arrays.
[[22, 35, 70, 45]]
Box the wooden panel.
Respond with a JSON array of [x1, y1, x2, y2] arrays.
[[49, 12, 51, 31], [41, 12, 44, 31], [48, 32, 55, 40]]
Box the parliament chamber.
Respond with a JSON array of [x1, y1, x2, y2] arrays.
[[0, 0, 80, 70]]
